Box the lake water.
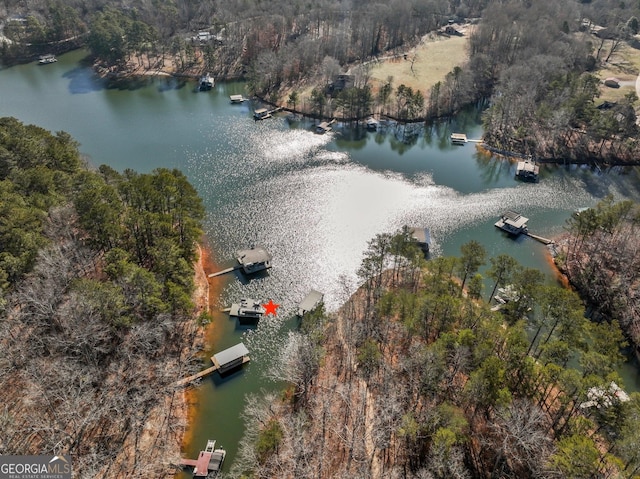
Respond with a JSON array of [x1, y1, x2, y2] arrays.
[[1, 49, 640, 473]]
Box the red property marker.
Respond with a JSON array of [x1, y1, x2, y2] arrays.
[[262, 299, 280, 316]]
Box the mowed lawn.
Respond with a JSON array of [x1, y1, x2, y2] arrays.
[[593, 39, 640, 105], [368, 26, 472, 95]]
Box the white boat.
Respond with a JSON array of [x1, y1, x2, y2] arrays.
[[230, 94, 245, 103], [199, 73, 214, 90], [38, 54, 57, 64]]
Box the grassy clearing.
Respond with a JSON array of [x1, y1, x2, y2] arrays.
[[284, 26, 472, 112], [593, 39, 640, 104], [367, 28, 471, 95]]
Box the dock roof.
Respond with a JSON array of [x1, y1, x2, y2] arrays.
[[501, 211, 529, 228], [409, 227, 431, 245], [298, 290, 324, 315], [213, 343, 249, 367], [236, 246, 272, 266]]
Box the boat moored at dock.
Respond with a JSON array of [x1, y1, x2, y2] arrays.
[[230, 94, 246, 103], [366, 117, 379, 131]]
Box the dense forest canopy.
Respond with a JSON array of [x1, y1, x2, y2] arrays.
[[0, 117, 206, 475], [234, 227, 640, 479]]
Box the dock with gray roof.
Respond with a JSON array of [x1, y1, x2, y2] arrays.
[[298, 290, 324, 316], [236, 246, 272, 274], [175, 342, 251, 387]]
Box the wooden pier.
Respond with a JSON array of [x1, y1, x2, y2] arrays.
[[175, 365, 220, 388], [208, 265, 241, 278], [180, 439, 226, 477], [525, 231, 554, 245]]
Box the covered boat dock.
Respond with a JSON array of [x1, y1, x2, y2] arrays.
[[236, 246, 272, 274], [298, 290, 324, 316], [211, 342, 251, 374], [495, 211, 529, 235]]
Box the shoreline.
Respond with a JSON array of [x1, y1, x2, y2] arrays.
[[180, 237, 227, 467]]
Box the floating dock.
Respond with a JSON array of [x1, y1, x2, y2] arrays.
[[180, 439, 226, 477], [298, 290, 324, 316], [254, 106, 282, 120]]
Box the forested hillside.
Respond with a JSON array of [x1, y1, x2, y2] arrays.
[[0, 117, 206, 477], [556, 197, 640, 362], [234, 229, 640, 479], [4, 0, 640, 161]]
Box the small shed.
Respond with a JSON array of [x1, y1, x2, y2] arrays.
[[211, 343, 250, 374], [236, 246, 272, 274]]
